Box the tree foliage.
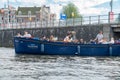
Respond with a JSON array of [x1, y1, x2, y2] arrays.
[[62, 2, 82, 19]]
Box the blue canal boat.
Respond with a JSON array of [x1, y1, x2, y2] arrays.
[[14, 37, 120, 56]]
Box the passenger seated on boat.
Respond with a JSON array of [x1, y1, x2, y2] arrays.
[[72, 39, 79, 43], [49, 35, 54, 41], [64, 34, 72, 42], [115, 39, 120, 44], [79, 38, 85, 44], [89, 39, 96, 44], [41, 36, 48, 41], [49, 35, 58, 41], [99, 38, 108, 44], [42, 36, 46, 40], [108, 37, 114, 44], [16, 33, 22, 37], [94, 31, 103, 43], [23, 31, 32, 38]]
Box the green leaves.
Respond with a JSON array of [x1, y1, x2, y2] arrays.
[[62, 2, 82, 19]]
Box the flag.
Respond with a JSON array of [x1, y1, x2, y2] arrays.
[[8, 5, 12, 10], [109, 12, 114, 21], [72, 12, 74, 17]]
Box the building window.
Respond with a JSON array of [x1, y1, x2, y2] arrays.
[[18, 11, 22, 15], [28, 11, 31, 16]]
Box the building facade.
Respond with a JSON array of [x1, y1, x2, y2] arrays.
[[0, 5, 57, 28], [16, 5, 51, 23], [0, 7, 16, 27]]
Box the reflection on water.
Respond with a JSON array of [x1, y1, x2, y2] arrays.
[[0, 47, 120, 80]]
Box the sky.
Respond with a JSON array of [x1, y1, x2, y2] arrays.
[[0, 0, 120, 19]]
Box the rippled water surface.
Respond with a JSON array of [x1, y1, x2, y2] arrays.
[[0, 47, 120, 80]]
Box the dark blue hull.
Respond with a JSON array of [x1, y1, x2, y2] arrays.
[[14, 37, 120, 56]]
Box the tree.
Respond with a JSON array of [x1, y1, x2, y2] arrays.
[[62, 2, 82, 19]]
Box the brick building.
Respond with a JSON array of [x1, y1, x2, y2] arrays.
[[0, 7, 16, 25], [16, 5, 51, 22]]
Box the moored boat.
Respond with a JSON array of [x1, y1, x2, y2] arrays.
[[13, 37, 120, 56]]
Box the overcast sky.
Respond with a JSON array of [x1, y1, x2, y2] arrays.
[[0, 0, 120, 19]]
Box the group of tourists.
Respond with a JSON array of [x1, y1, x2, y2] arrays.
[[16, 31, 32, 38], [63, 30, 115, 44], [93, 31, 115, 44], [16, 31, 115, 44]]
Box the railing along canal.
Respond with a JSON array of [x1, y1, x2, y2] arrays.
[[0, 13, 120, 30]]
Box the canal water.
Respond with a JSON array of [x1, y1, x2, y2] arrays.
[[0, 47, 120, 80]]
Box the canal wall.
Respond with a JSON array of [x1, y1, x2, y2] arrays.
[[0, 24, 111, 47]]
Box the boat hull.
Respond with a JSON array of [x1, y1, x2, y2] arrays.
[[14, 37, 120, 56]]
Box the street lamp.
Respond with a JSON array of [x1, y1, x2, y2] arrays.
[[109, 0, 113, 40], [7, 0, 10, 28], [109, 0, 114, 22], [110, 0, 113, 12]]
